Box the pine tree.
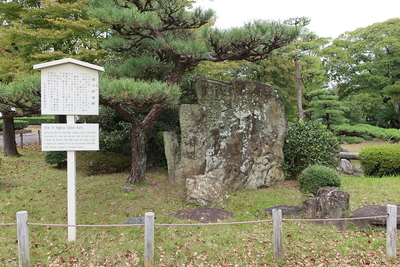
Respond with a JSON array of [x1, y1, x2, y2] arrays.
[[89, 0, 303, 184], [305, 89, 348, 131]]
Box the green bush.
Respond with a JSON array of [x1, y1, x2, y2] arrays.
[[283, 121, 340, 179], [81, 107, 131, 155], [298, 165, 341, 196], [45, 151, 67, 168], [358, 144, 400, 177], [78, 151, 131, 175]]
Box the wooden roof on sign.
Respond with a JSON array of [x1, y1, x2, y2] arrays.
[[33, 58, 104, 72]]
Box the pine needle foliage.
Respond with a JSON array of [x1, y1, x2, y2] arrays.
[[99, 76, 180, 111], [305, 89, 348, 130]]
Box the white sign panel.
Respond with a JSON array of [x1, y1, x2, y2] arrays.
[[40, 64, 99, 115], [41, 124, 99, 151]]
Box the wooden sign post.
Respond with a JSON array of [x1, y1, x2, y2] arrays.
[[34, 58, 104, 242]]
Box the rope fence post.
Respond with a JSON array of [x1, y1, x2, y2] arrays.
[[20, 133, 24, 149], [386, 204, 397, 258], [38, 130, 41, 145], [272, 209, 284, 263], [16, 211, 29, 267], [144, 212, 155, 267]]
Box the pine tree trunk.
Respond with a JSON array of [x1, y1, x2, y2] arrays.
[[2, 117, 20, 156], [294, 56, 304, 121], [126, 125, 147, 184]]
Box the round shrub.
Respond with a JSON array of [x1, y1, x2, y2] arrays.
[[283, 121, 340, 179], [358, 144, 400, 177], [298, 165, 341, 196], [45, 151, 67, 168], [78, 151, 131, 175]]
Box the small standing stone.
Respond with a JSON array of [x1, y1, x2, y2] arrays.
[[340, 158, 355, 175], [303, 186, 350, 229]]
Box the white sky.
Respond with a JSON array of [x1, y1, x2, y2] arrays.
[[193, 0, 400, 39]]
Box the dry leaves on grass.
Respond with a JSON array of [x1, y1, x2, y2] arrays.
[[41, 250, 140, 267]]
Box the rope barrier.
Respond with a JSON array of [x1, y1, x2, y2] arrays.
[[0, 223, 17, 226], [14, 214, 390, 228], [7, 208, 398, 266]]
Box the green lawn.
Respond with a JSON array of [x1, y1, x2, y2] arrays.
[[1, 145, 399, 266]]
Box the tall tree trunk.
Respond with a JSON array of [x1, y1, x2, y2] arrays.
[[2, 117, 20, 156], [294, 56, 304, 121], [126, 125, 147, 184], [126, 104, 166, 184], [100, 96, 166, 184]]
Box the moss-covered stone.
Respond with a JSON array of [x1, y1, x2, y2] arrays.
[[165, 78, 287, 189]]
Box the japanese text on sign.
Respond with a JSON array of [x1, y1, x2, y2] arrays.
[[40, 66, 99, 115]]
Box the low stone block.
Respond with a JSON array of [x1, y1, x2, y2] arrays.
[[186, 174, 228, 207], [350, 204, 400, 228]]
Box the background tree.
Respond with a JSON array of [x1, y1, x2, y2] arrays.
[[382, 83, 400, 114], [341, 92, 384, 123], [305, 89, 348, 131], [281, 18, 329, 120], [323, 18, 400, 98], [89, 0, 303, 184], [0, 75, 41, 156], [0, 0, 106, 82], [322, 19, 400, 127]]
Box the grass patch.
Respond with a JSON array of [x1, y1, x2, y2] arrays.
[[1, 146, 400, 266]]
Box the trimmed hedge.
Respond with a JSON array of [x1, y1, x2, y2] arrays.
[[333, 124, 400, 141], [14, 120, 29, 130], [0, 120, 29, 131], [358, 144, 400, 177], [0, 116, 54, 131], [298, 165, 341, 196], [15, 116, 55, 125]]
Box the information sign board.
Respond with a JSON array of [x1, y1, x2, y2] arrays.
[[41, 124, 99, 151], [34, 58, 104, 115], [34, 58, 104, 242]]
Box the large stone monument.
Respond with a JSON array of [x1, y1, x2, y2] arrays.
[[164, 78, 288, 190]]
